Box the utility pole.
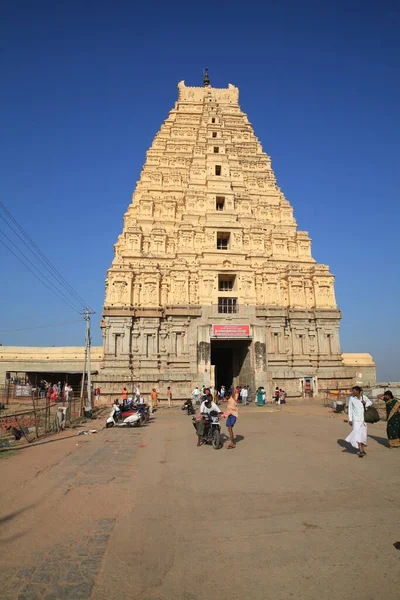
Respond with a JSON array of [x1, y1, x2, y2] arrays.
[[80, 342, 87, 403], [82, 307, 95, 411]]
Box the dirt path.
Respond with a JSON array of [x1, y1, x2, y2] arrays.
[[0, 418, 146, 599], [1, 406, 399, 599]]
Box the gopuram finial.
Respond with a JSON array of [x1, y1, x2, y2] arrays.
[[203, 68, 210, 87]]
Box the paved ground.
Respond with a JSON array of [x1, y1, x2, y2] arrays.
[[0, 404, 399, 600]]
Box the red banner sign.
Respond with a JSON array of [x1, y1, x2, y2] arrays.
[[212, 325, 251, 338]]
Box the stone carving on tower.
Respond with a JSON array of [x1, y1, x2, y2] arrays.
[[99, 76, 354, 399]]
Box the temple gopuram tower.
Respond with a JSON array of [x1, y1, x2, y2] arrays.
[[100, 74, 354, 399]]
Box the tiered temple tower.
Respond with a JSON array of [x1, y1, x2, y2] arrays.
[[99, 76, 354, 399]]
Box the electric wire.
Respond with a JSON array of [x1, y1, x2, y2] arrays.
[[0, 205, 91, 312], [0, 202, 90, 311], [0, 201, 94, 312], [0, 232, 84, 313], [0, 232, 83, 313]]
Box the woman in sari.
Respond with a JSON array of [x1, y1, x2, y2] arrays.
[[379, 390, 400, 448], [50, 383, 59, 403], [256, 386, 266, 406]]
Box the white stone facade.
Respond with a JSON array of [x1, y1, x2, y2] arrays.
[[99, 79, 359, 398]]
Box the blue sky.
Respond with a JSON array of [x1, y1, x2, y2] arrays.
[[0, 1, 399, 381]]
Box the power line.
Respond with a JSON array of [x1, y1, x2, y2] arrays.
[[0, 319, 84, 333], [0, 227, 84, 313], [0, 202, 90, 310], [0, 201, 94, 312], [0, 232, 84, 313]]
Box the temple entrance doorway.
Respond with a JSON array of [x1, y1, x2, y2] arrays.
[[211, 340, 253, 393]]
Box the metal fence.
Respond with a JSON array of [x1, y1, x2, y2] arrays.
[[0, 392, 86, 446]]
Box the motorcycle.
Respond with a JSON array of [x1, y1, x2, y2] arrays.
[[182, 399, 196, 415], [132, 402, 151, 424], [192, 410, 222, 449], [119, 400, 151, 424], [106, 402, 141, 428]]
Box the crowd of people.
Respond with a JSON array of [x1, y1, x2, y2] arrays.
[[38, 380, 74, 403], [37, 381, 103, 404], [36, 376, 400, 456], [254, 386, 287, 406], [273, 387, 287, 404], [191, 384, 251, 405], [115, 381, 400, 456], [189, 383, 288, 409], [120, 384, 170, 413]]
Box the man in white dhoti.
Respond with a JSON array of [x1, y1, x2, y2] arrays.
[[346, 386, 372, 457]]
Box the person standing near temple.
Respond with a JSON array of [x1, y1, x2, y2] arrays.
[[166, 386, 173, 408], [135, 384, 141, 402], [51, 383, 59, 403], [150, 388, 158, 411], [192, 386, 200, 405], [64, 382, 70, 402], [226, 392, 239, 449], [240, 386, 248, 406], [279, 388, 287, 404], [378, 390, 400, 448], [345, 386, 372, 457], [122, 387, 128, 403], [39, 380, 46, 399], [256, 386, 266, 406]]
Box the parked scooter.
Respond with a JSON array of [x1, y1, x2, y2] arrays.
[[131, 402, 151, 424], [121, 399, 151, 424], [106, 401, 141, 428], [182, 399, 196, 415]]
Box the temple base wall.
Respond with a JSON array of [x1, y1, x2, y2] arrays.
[[97, 305, 369, 402]]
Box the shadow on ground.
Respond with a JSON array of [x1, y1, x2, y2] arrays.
[[337, 439, 358, 454], [0, 503, 39, 542], [0, 507, 33, 526], [0, 433, 82, 452], [368, 434, 390, 448], [220, 433, 245, 446]]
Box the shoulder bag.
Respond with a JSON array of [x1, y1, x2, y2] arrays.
[[363, 396, 380, 424]]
